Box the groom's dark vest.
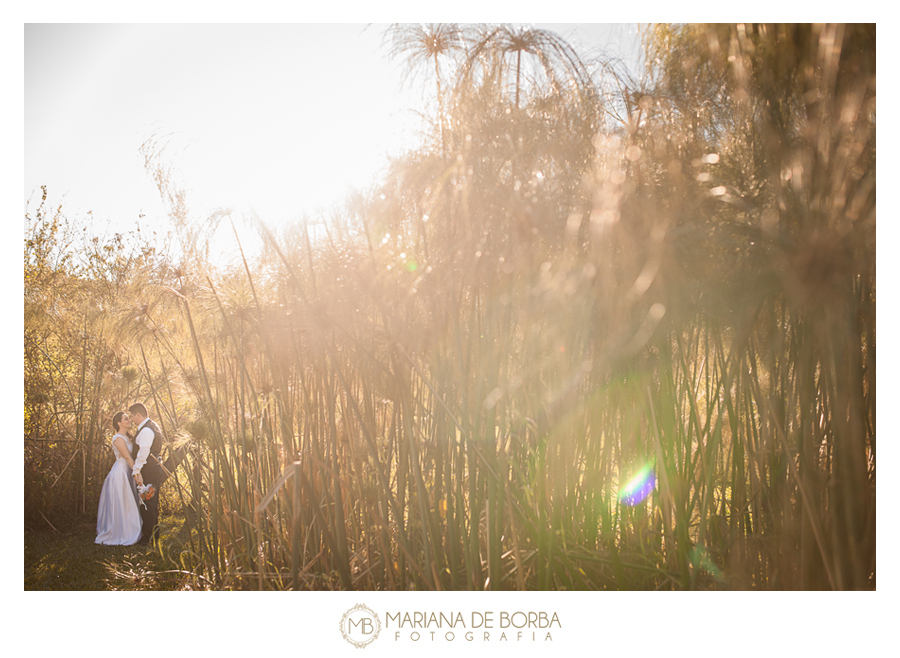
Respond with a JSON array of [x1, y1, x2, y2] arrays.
[[134, 419, 164, 486]]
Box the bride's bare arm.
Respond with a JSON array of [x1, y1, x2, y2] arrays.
[[112, 436, 136, 469]]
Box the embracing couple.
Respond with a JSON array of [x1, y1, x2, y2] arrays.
[[95, 403, 164, 546]]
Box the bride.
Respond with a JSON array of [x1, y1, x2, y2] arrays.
[[95, 411, 143, 545]]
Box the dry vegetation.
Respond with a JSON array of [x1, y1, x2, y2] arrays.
[[24, 24, 875, 590]]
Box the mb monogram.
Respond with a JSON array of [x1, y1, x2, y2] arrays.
[[340, 604, 382, 648]]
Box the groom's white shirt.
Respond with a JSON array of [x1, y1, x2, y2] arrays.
[[132, 418, 154, 476]]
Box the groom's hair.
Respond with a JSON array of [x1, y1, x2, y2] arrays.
[[128, 402, 148, 418]]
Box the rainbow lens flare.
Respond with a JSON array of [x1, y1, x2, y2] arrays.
[[618, 464, 656, 506]]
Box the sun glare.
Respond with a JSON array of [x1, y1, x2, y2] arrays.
[[26, 24, 423, 235]]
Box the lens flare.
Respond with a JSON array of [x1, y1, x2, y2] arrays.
[[618, 464, 656, 506], [689, 545, 723, 581]]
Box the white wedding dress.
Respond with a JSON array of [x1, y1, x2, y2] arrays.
[[95, 433, 143, 545]]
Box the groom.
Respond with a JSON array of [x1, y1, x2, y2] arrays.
[[129, 402, 164, 545]]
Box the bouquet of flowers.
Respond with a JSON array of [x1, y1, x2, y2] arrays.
[[138, 483, 156, 500]]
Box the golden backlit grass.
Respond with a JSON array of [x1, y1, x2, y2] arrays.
[[24, 24, 874, 590]]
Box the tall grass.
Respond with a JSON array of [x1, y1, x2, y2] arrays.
[[24, 24, 874, 590]]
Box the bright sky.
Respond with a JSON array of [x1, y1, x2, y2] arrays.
[[25, 24, 423, 230], [25, 23, 644, 244]]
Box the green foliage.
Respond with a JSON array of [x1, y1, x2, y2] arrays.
[[24, 514, 186, 591]]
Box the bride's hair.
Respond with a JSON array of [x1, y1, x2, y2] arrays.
[[112, 411, 131, 436]]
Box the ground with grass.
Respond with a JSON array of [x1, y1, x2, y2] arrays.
[[25, 514, 191, 591]]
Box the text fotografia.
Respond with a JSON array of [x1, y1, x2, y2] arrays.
[[387, 611, 560, 642]]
